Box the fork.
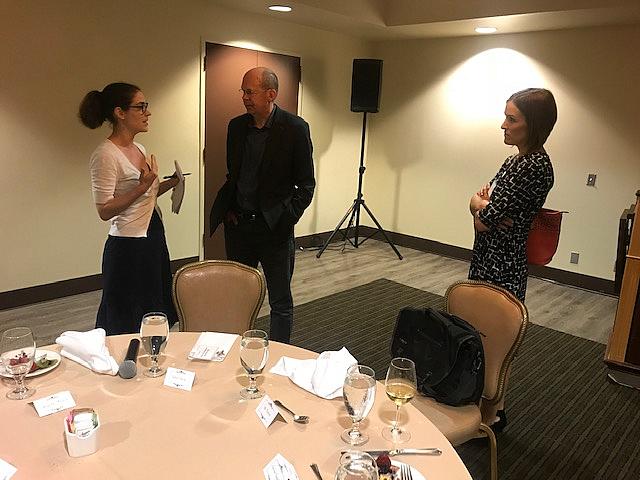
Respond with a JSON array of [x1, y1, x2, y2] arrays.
[[401, 464, 413, 480]]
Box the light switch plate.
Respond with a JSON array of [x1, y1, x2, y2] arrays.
[[587, 174, 597, 186]]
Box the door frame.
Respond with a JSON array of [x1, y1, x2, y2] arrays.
[[197, 39, 303, 259]]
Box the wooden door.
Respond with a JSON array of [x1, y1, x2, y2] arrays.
[[203, 43, 301, 259]]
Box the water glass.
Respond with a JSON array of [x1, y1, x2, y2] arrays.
[[140, 312, 169, 377], [335, 451, 379, 480], [341, 364, 376, 446], [1, 327, 36, 400], [239, 329, 269, 399]]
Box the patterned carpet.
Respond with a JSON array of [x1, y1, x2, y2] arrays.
[[256, 278, 445, 382], [258, 278, 640, 480]]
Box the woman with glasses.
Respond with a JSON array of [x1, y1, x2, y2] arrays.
[[79, 82, 178, 335]]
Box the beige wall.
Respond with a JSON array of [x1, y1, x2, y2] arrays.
[[0, 0, 369, 292], [2, 1, 638, 294], [366, 25, 640, 280]]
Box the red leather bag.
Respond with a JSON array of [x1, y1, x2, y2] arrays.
[[527, 208, 566, 265]]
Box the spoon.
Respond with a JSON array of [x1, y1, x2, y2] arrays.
[[274, 399, 310, 424]]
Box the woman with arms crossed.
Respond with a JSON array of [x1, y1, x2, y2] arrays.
[[469, 88, 558, 302], [79, 82, 178, 334], [468, 88, 557, 431]]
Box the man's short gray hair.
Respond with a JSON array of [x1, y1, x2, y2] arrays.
[[260, 69, 279, 91]]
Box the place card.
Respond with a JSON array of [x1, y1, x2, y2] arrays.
[[163, 367, 195, 391], [263, 453, 299, 480], [188, 332, 239, 362], [31, 391, 76, 417], [0, 458, 17, 480], [255, 395, 285, 428]]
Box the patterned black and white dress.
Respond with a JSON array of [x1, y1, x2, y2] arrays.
[[469, 151, 554, 301]]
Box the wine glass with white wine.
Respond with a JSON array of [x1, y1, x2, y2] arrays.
[[140, 312, 169, 377], [341, 364, 376, 446], [1, 327, 37, 400], [382, 357, 417, 443], [239, 329, 269, 399]]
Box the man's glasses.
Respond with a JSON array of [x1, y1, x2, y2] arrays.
[[127, 102, 149, 113], [239, 88, 267, 96]]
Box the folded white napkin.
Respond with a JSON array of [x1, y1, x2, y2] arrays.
[[188, 332, 238, 361], [55, 328, 119, 375], [269, 347, 357, 399]]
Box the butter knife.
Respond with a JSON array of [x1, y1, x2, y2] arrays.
[[310, 463, 324, 480], [343, 448, 442, 457]]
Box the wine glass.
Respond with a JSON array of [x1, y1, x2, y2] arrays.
[[341, 364, 376, 446], [239, 329, 269, 399], [140, 312, 169, 377], [1, 327, 36, 400], [335, 451, 379, 480], [382, 357, 417, 443]]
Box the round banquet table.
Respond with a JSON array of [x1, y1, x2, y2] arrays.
[[1, 332, 472, 479]]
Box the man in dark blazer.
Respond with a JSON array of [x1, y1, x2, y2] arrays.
[[209, 67, 315, 343]]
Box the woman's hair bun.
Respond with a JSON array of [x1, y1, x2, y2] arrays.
[[78, 90, 105, 129]]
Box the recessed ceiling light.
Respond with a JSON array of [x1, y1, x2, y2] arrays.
[[475, 27, 497, 34], [268, 5, 292, 12]]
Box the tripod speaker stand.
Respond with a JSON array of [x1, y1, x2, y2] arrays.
[[316, 111, 403, 260]]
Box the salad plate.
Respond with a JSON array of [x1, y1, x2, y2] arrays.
[[0, 349, 61, 378]]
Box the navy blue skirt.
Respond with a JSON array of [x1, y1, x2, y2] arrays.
[[96, 210, 177, 335]]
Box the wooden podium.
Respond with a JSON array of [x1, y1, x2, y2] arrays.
[[605, 190, 640, 388]]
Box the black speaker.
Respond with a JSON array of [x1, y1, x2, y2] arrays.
[[350, 59, 383, 113]]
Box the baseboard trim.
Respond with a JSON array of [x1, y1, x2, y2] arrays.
[[0, 256, 199, 311], [3, 227, 616, 311], [297, 227, 616, 296], [527, 264, 615, 295]]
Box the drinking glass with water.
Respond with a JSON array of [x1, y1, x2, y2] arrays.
[[239, 329, 269, 399], [140, 312, 169, 378], [341, 364, 376, 446]]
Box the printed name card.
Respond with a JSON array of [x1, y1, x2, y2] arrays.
[[255, 395, 284, 428], [0, 458, 17, 480], [163, 367, 196, 391], [32, 391, 76, 417], [263, 454, 299, 480]]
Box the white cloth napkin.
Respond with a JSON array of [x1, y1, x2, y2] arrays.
[[55, 328, 119, 375], [269, 347, 357, 399]]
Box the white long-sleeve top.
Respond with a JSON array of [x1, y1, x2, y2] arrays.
[[89, 139, 159, 237]]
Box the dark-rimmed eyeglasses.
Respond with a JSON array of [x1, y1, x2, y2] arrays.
[[127, 102, 149, 113], [239, 88, 267, 96]]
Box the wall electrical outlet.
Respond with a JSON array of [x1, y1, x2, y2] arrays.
[[570, 252, 580, 264], [587, 173, 597, 186]]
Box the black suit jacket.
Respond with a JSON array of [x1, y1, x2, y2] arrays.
[[209, 105, 315, 236]]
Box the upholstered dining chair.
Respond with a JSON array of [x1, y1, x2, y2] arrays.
[[172, 260, 266, 334], [411, 280, 529, 480]]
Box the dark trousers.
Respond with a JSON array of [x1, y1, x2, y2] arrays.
[[97, 210, 177, 335], [224, 216, 295, 343]]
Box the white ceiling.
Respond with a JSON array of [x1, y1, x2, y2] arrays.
[[212, 0, 640, 39]]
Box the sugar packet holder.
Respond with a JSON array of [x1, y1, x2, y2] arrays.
[[64, 408, 100, 457]]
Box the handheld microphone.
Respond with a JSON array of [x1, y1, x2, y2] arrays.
[[118, 339, 140, 379]]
